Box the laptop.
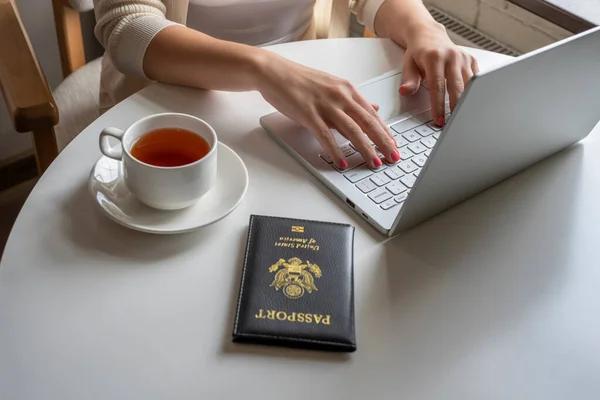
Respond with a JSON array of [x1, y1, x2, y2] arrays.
[[259, 26, 600, 237]]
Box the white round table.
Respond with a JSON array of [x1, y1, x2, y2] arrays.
[[2, 38, 600, 399]]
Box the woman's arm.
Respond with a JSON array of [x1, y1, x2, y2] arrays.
[[144, 25, 267, 92], [94, 0, 399, 170], [145, 26, 399, 170]]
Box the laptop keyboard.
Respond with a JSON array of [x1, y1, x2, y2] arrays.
[[319, 111, 449, 211]]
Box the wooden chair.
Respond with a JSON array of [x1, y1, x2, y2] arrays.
[[0, 0, 372, 175], [0, 0, 100, 174]]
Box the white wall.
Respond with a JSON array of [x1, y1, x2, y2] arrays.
[[426, 0, 572, 53], [0, 0, 101, 163]]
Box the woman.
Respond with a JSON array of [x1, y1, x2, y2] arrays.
[[94, 0, 478, 169]]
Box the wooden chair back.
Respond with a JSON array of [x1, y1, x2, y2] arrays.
[[0, 0, 59, 174], [52, 0, 89, 78]]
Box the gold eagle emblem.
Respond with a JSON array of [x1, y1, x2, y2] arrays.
[[268, 257, 322, 299]]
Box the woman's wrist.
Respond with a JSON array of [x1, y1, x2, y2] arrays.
[[246, 47, 272, 91], [375, 0, 445, 46], [247, 47, 289, 94], [402, 19, 446, 42]]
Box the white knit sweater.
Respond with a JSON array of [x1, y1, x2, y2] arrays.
[[92, 0, 386, 111]]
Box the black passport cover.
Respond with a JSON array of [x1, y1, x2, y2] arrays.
[[232, 215, 356, 352]]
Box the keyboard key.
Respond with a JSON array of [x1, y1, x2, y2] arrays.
[[390, 118, 422, 135], [323, 143, 358, 164], [349, 142, 363, 151], [398, 146, 414, 159], [400, 174, 417, 188], [384, 168, 403, 180], [369, 163, 387, 173], [356, 179, 377, 193], [395, 193, 409, 203], [415, 125, 435, 137], [380, 199, 398, 210], [424, 149, 432, 157], [393, 135, 409, 148], [370, 172, 391, 187], [320, 153, 333, 163], [412, 109, 433, 124], [421, 137, 437, 149], [386, 181, 407, 196], [412, 154, 428, 167], [344, 166, 373, 183], [368, 149, 386, 170], [408, 142, 427, 154], [351, 142, 381, 155], [368, 188, 393, 204], [427, 121, 443, 131], [398, 160, 418, 174], [340, 144, 356, 157], [401, 130, 421, 143], [433, 132, 441, 139], [333, 152, 365, 171]]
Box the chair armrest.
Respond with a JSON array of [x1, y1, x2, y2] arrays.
[[0, 0, 58, 133]]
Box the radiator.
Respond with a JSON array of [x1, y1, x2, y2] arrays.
[[428, 6, 521, 56]]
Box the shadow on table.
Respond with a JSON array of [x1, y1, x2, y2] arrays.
[[218, 228, 351, 364], [57, 181, 207, 264], [353, 143, 585, 384]]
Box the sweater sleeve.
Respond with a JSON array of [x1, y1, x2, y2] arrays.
[[93, 0, 178, 79]]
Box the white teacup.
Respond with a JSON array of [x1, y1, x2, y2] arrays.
[[99, 113, 218, 210]]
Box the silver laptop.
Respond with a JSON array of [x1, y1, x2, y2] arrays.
[[260, 27, 600, 237]]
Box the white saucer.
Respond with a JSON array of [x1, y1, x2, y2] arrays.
[[89, 142, 249, 234]]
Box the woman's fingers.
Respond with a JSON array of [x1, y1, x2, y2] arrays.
[[330, 110, 381, 169], [423, 51, 447, 127], [462, 66, 475, 92], [411, 48, 480, 125], [348, 102, 398, 163], [446, 54, 465, 111], [351, 91, 397, 159], [309, 118, 347, 169], [399, 57, 422, 97], [472, 56, 480, 74]]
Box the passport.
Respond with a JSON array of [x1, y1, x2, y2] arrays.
[[232, 215, 356, 352]]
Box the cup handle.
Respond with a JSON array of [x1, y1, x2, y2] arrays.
[[100, 127, 125, 160]]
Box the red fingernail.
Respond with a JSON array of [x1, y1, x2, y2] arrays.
[[436, 116, 445, 126], [391, 150, 400, 162], [373, 157, 382, 168], [339, 159, 348, 169]]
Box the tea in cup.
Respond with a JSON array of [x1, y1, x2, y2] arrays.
[[99, 113, 218, 210]]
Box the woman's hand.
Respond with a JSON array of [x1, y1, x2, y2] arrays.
[[255, 52, 399, 170], [399, 22, 479, 126]]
